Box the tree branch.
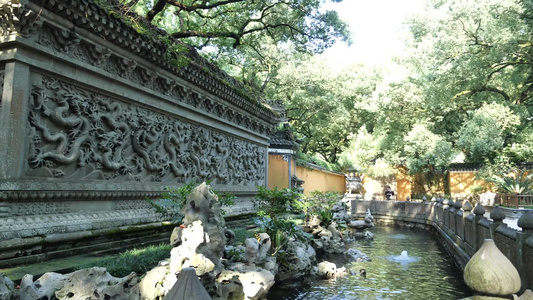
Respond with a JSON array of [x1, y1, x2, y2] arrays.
[[146, 0, 246, 21]]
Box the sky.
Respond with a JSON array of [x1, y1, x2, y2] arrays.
[[322, 0, 427, 67]]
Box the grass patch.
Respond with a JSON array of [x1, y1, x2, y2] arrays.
[[75, 243, 173, 277]]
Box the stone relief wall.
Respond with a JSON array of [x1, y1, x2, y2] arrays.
[[0, 0, 277, 264], [28, 75, 266, 186]]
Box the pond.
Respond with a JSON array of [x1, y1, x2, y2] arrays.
[[267, 225, 473, 300]]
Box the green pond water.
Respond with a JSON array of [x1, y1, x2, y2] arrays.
[[267, 225, 472, 300]]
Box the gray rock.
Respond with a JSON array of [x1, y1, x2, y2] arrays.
[[317, 261, 337, 279], [0, 273, 15, 300], [244, 238, 260, 264], [139, 266, 171, 300], [55, 267, 139, 300], [346, 248, 371, 262], [216, 266, 275, 300], [19, 273, 65, 300]]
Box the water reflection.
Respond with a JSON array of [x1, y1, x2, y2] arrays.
[[267, 226, 472, 300]]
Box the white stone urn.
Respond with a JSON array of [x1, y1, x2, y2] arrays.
[[463, 239, 521, 297]]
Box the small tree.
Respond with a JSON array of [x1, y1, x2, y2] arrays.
[[252, 186, 309, 252]]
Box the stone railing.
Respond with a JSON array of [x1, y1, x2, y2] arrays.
[[496, 193, 533, 208], [0, 0, 277, 267], [351, 198, 533, 291]]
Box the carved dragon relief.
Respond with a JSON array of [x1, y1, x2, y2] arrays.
[[27, 76, 267, 186]]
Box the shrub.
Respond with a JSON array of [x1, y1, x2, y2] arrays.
[[489, 169, 533, 194], [252, 186, 310, 252]]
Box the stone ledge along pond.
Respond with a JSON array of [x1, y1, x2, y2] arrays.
[[267, 225, 472, 300]]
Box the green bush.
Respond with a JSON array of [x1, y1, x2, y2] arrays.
[[253, 186, 302, 219], [252, 186, 311, 253]]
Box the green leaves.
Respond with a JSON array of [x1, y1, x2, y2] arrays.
[[489, 169, 533, 194], [455, 102, 520, 161]]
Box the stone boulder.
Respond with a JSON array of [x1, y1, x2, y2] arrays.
[[317, 261, 346, 279], [139, 265, 172, 300], [276, 240, 316, 282], [347, 220, 371, 229], [55, 268, 139, 300], [331, 202, 350, 222], [19, 272, 65, 300], [0, 273, 15, 300], [317, 261, 337, 279], [243, 233, 271, 265], [173, 182, 227, 267], [216, 265, 275, 300], [346, 248, 371, 262]]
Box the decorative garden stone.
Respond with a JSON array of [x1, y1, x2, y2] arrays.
[[332, 202, 349, 221], [463, 239, 521, 297], [244, 238, 260, 265], [55, 268, 140, 300], [513, 289, 533, 300], [216, 266, 275, 300], [214, 273, 245, 300], [317, 261, 337, 279], [139, 265, 172, 300], [19, 273, 65, 300], [276, 240, 316, 282], [256, 233, 271, 263], [0, 273, 15, 300], [346, 248, 371, 262], [169, 183, 227, 294]]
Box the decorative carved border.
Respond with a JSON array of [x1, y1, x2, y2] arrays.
[[0, 206, 162, 240]]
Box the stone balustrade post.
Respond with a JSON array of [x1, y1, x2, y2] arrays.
[[462, 200, 472, 237], [489, 206, 506, 238], [429, 197, 437, 223], [473, 204, 486, 251], [454, 199, 463, 245], [449, 199, 456, 234], [516, 212, 533, 292], [443, 198, 450, 229]]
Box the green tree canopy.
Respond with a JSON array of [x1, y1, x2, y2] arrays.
[[113, 0, 350, 88], [336, 0, 532, 189]]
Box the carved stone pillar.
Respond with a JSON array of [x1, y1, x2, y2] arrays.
[[0, 61, 31, 179]]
